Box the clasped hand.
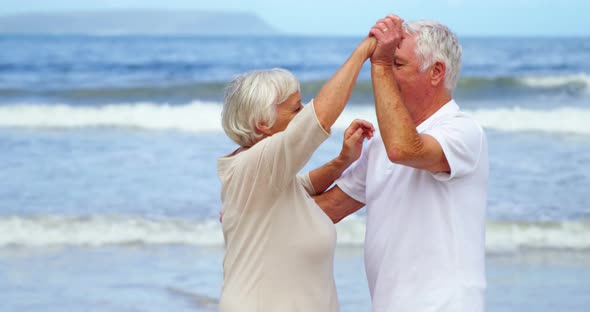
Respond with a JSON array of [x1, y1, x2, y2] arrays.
[[369, 14, 405, 66]]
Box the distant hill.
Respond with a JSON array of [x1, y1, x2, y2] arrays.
[[0, 10, 279, 35]]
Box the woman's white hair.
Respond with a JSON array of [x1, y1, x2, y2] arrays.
[[404, 20, 462, 91], [222, 68, 300, 147]]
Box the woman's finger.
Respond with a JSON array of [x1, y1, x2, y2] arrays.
[[353, 119, 374, 131], [350, 128, 364, 143]]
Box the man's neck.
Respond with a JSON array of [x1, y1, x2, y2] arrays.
[[410, 91, 452, 126]]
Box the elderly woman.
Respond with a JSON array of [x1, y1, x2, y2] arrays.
[[217, 37, 375, 312]]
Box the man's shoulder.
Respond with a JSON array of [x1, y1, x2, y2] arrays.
[[431, 108, 485, 134], [424, 107, 487, 155]]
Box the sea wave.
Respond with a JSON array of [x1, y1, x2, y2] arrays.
[[470, 106, 589, 135], [1, 215, 589, 251], [0, 101, 223, 133], [0, 73, 588, 102], [336, 217, 590, 251], [0, 102, 589, 135], [0, 215, 223, 247], [458, 73, 590, 93], [517, 74, 590, 89], [0, 82, 227, 101]]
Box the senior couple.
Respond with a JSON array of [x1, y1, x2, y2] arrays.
[[217, 14, 488, 312]]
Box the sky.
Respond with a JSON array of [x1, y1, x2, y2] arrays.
[[2, 0, 589, 37]]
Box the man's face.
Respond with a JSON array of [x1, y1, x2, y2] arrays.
[[392, 33, 432, 107]]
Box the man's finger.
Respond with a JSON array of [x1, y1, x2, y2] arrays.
[[382, 17, 395, 31], [386, 14, 403, 25], [370, 27, 384, 40]]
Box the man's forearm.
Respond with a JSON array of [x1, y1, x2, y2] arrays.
[[372, 64, 424, 162], [314, 187, 364, 224]]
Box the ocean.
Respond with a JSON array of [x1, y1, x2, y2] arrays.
[[1, 35, 589, 311]]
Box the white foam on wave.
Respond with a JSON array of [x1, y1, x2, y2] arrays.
[[467, 107, 590, 135], [486, 220, 590, 252], [1, 101, 590, 135], [0, 215, 223, 247], [339, 106, 590, 136], [0, 100, 224, 133], [0, 101, 377, 133], [518, 73, 590, 90], [337, 217, 590, 251], [1, 215, 589, 251]]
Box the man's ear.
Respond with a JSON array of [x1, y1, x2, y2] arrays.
[[256, 122, 273, 136], [430, 61, 446, 87]]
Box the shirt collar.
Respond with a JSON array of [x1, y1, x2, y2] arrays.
[[416, 99, 459, 132]]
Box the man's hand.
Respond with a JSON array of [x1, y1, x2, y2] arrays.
[[338, 119, 374, 166], [369, 14, 405, 66]]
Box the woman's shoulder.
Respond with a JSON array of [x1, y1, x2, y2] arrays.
[[217, 141, 270, 177]]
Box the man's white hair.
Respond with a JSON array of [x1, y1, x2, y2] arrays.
[[222, 68, 300, 147], [404, 20, 462, 90]]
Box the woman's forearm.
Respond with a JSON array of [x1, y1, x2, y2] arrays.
[[308, 156, 350, 194], [313, 37, 376, 132]]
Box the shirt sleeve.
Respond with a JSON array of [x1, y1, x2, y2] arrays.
[[423, 113, 485, 181], [256, 100, 331, 191], [297, 172, 317, 196], [334, 138, 371, 204]]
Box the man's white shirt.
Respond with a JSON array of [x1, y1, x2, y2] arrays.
[[336, 100, 489, 312]]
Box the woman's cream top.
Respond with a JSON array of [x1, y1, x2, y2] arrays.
[[217, 101, 338, 312]]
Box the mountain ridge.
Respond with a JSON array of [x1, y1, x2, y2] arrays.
[[0, 10, 279, 35]]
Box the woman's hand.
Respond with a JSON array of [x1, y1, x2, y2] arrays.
[[338, 119, 374, 166], [358, 36, 377, 60]]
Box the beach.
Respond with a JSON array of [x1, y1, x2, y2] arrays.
[[1, 35, 590, 311], [2, 244, 589, 311]]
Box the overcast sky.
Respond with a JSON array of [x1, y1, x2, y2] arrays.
[[2, 0, 589, 37]]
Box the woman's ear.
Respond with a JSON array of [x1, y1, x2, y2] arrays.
[[430, 61, 446, 87], [256, 122, 273, 136]]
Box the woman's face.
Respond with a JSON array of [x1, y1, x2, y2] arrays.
[[263, 91, 303, 136]]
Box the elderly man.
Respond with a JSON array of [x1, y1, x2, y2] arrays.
[[315, 15, 489, 312]]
